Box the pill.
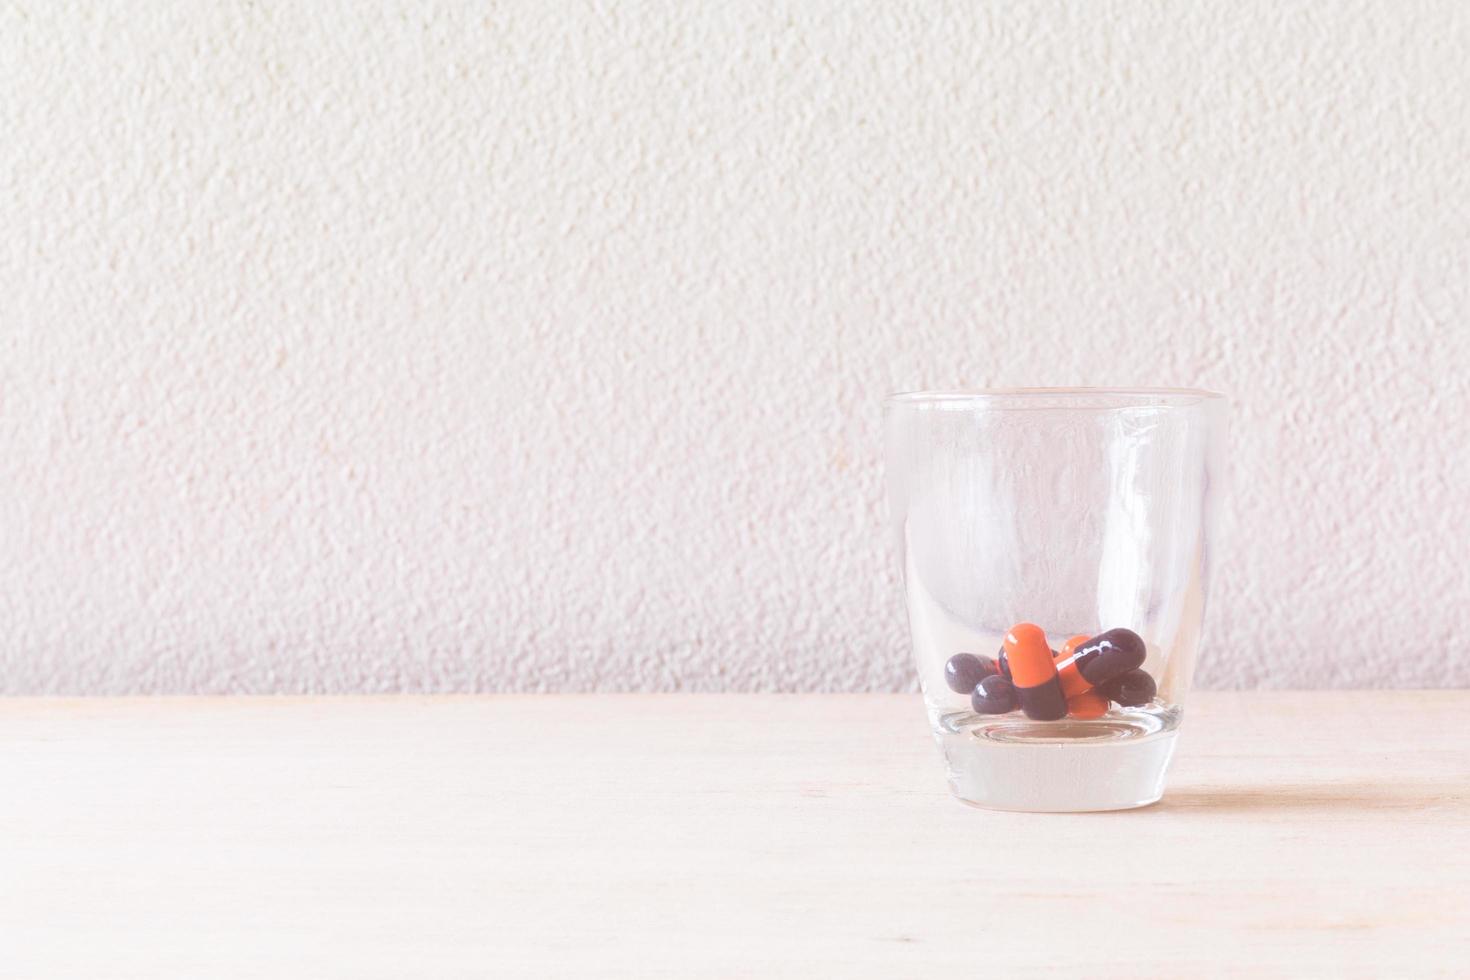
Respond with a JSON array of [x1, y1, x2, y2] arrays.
[[1004, 644, 1057, 676], [1056, 627, 1147, 698], [1066, 689, 1109, 719], [1059, 634, 1090, 660], [1101, 668, 1157, 707], [971, 674, 1018, 714], [944, 653, 998, 694], [1002, 623, 1067, 721]]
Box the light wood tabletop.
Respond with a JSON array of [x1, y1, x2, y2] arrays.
[[1, 693, 1467, 978]]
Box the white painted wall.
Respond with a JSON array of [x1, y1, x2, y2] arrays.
[[2, 1, 1467, 693]]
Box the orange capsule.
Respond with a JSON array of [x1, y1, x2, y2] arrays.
[[1066, 688, 1109, 720], [1057, 628, 1147, 698], [1002, 623, 1067, 721]]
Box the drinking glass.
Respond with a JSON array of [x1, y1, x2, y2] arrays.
[[885, 388, 1227, 811]]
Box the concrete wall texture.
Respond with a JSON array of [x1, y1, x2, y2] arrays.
[[2, 2, 1467, 693]]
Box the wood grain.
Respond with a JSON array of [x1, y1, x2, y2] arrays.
[[1, 693, 1467, 978]]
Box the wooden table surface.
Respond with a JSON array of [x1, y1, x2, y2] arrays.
[[1, 693, 1467, 978]]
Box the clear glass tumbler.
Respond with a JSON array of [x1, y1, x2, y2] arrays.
[[885, 388, 1227, 811]]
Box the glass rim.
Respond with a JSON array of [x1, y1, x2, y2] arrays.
[[885, 386, 1226, 410]]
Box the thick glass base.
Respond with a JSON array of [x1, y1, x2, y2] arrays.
[[934, 706, 1182, 812]]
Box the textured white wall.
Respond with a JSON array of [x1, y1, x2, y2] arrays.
[[2, 1, 1467, 694]]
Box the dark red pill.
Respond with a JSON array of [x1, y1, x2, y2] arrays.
[[971, 674, 1018, 714], [1101, 668, 1157, 707], [944, 653, 998, 694]]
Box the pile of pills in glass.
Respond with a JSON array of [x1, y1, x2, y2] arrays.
[[943, 623, 1156, 721]]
